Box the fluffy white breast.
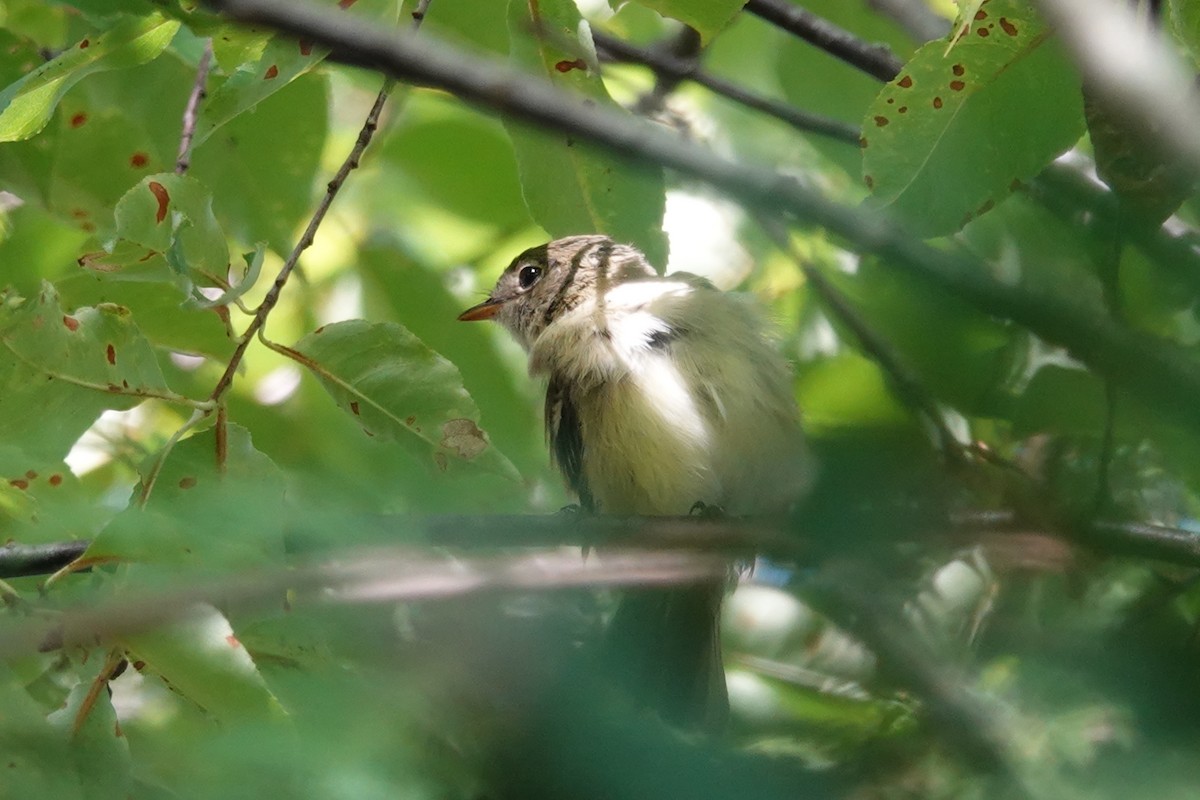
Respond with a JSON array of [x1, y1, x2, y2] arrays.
[[532, 275, 809, 515]]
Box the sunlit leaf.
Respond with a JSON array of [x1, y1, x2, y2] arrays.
[[0, 13, 179, 142]]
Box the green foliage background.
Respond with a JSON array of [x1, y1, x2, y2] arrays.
[[3, 0, 1200, 797]]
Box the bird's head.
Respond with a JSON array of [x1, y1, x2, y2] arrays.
[[457, 235, 654, 349]]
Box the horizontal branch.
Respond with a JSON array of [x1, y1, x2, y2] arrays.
[[5, 512, 1200, 581], [0, 546, 727, 660], [0, 540, 89, 579]]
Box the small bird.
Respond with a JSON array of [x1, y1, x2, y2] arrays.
[[459, 234, 810, 729]]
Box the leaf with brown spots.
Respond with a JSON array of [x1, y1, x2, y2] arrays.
[[294, 320, 518, 480], [862, 0, 1085, 237], [0, 13, 180, 142], [505, 0, 666, 267], [0, 284, 167, 461]]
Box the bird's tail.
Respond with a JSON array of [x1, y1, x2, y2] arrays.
[[602, 581, 729, 732]]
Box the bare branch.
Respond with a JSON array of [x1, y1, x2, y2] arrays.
[[744, 0, 904, 82], [175, 40, 214, 175], [593, 31, 860, 144]]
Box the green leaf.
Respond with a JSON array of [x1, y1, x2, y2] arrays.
[[46, 676, 133, 800], [621, 0, 744, 43], [0, 54, 195, 239], [0, 665, 84, 800], [86, 424, 286, 570], [121, 605, 288, 723], [0, 12, 180, 142], [0, 446, 95, 544], [505, 0, 667, 266], [797, 352, 911, 433], [293, 320, 520, 480], [1011, 365, 1105, 436], [191, 35, 326, 150], [112, 173, 231, 288], [1170, 0, 1200, 67], [861, 0, 1085, 237], [0, 283, 168, 461], [191, 72, 328, 254]]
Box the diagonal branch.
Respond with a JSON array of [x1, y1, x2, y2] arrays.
[[592, 30, 860, 144], [201, 0, 1200, 437], [744, 0, 905, 82]]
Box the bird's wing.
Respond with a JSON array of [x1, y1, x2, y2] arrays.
[[545, 373, 593, 510]]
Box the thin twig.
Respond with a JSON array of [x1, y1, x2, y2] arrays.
[[71, 650, 126, 738], [805, 566, 1022, 784], [744, 0, 904, 82], [593, 30, 860, 144], [206, 82, 394, 409], [175, 40, 214, 175], [758, 216, 966, 467], [206, 0, 432, 454]]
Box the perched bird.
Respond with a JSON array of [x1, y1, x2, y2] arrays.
[[459, 234, 810, 729]]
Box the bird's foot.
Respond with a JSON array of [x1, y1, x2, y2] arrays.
[[689, 501, 725, 519]]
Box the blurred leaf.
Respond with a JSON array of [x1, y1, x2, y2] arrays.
[[0, 665, 84, 800], [0, 283, 167, 461], [1085, 88, 1195, 227], [191, 72, 328, 253], [1011, 364, 1105, 436], [796, 352, 911, 433], [622, 0, 744, 43], [377, 101, 531, 228], [121, 605, 289, 723], [86, 424, 286, 570], [862, 0, 1085, 237], [0, 446, 96, 544], [1169, 0, 1200, 66], [505, 0, 667, 265], [46, 673, 133, 800], [0, 12, 179, 142], [293, 319, 520, 480]]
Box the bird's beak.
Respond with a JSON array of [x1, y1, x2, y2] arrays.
[[457, 297, 504, 321]]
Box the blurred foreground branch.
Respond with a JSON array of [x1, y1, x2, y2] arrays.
[[0, 547, 726, 661], [5, 512, 1200, 581]]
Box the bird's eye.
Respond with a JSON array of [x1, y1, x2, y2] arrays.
[[518, 264, 542, 289]]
